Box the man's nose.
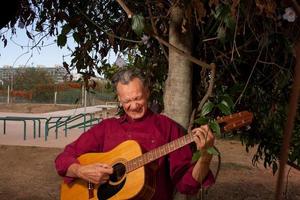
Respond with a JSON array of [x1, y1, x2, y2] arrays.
[[129, 102, 140, 110]]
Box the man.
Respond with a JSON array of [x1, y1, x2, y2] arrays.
[[55, 68, 215, 199]]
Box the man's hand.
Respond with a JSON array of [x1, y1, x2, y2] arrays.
[[68, 163, 113, 184], [191, 125, 215, 182], [192, 124, 215, 152]]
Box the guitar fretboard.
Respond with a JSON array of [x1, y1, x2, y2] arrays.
[[126, 133, 194, 172], [125, 111, 253, 173]]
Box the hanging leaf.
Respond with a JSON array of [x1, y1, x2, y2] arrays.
[[209, 119, 221, 137], [224, 15, 236, 31], [217, 100, 231, 115], [3, 38, 7, 47], [194, 116, 209, 125], [57, 34, 67, 47], [217, 26, 226, 43], [132, 14, 145, 36], [192, 151, 201, 162], [201, 100, 214, 116], [26, 30, 33, 39], [207, 146, 220, 155], [222, 94, 234, 110], [73, 32, 80, 43], [61, 24, 71, 35]]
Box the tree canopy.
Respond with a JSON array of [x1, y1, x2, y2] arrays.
[[1, 0, 300, 173]]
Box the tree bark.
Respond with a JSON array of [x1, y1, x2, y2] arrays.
[[164, 5, 196, 200], [163, 5, 193, 129]]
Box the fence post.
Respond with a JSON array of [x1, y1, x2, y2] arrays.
[[81, 84, 84, 106], [54, 91, 57, 105], [7, 85, 10, 104]]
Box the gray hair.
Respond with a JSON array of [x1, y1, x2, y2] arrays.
[[111, 68, 149, 89]]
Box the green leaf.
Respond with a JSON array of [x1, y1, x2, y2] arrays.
[[217, 100, 231, 115], [61, 24, 71, 35], [217, 26, 226, 44], [224, 15, 236, 31], [201, 100, 214, 116], [209, 120, 221, 137], [206, 146, 220, 155], [214, 4, 230, 20], [222, 94, 234, 110], [57, 34, 67, 47], [192, 151, 201, 162], [272, 162, 278, 174], [73, 32, 80, 43], [194, 116, 208, 125], [132, 14, 145, 36]]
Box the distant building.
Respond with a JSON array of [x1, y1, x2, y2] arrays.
[[0, 65, 70, 84], [0, 65, 14, 86]]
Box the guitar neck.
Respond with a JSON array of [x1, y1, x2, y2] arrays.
[[125, 111, 253, 173], [126, 133, 194, 172]]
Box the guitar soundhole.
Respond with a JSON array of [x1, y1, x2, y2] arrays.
[[110, 162, 126, 183]]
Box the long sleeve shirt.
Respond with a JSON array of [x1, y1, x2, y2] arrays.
[[55, 110, 214, 199]]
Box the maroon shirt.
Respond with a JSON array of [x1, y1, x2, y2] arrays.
[[55, 110, 214, 199]]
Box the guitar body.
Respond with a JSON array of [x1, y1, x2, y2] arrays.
[[60, 140, 156, 200]]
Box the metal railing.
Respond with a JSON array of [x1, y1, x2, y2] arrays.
[[0, 116, 47, 140], [0, 112, 103, 141]]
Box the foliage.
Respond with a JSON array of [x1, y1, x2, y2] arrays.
[[13, 67, 55, 102], [2, 0, 300, 173]]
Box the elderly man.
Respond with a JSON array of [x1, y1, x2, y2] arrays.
[[55, 68, 215, 199]]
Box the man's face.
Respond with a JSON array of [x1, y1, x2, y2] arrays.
[[117, 78, 149, 120]]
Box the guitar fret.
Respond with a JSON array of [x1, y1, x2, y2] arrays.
[[175, 139, 179, 148]]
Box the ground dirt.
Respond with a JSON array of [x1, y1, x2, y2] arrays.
[[0, 104, 299, 200]]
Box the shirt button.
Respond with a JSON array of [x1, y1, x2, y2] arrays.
[[128, 134, 131, 138], [151, 140, 155, 143]]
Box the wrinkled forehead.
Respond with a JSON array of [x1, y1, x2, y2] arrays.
[[112, 69, 149, 91], [116, 78, 144, 92]]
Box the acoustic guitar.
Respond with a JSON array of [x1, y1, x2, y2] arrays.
[[60, 111, 253, 200]]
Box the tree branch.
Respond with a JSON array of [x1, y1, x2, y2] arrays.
[[287, 161, 300, 171], [116, 0, 133, 18], [77, 8, 141, 44], [152, 34, 211, 69], [291, 0, 300, 15], [234, 46, 263, 105], [196, 63, 216, 112], [188, 63, 216, 133], [146, 0, 168, 61], [115, 0, 211, 69]]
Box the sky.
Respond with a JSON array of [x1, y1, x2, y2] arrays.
[[0, 28, 74, 68]]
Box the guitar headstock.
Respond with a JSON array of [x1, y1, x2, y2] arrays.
[[216, 111, 253, 132]]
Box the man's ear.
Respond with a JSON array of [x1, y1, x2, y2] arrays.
[[145, 88, 150, 99]]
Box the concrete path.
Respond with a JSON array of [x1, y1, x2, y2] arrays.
[[0, 105, 116, 148]]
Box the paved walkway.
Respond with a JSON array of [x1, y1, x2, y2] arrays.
[[0, 105, 116, 148]]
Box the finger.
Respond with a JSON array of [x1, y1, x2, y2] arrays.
[[194, 130, 206, 141], [96, 163, 113, 173], [89, 177, 100, 184], [196, 131, 210, 148], [100, 179, 109, 184], [100, 163, 112, 168], [102, 174, 110, 179]]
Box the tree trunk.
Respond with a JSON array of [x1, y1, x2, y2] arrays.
[[163, 5, 197, 200], [163, 6, 193, 129]]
